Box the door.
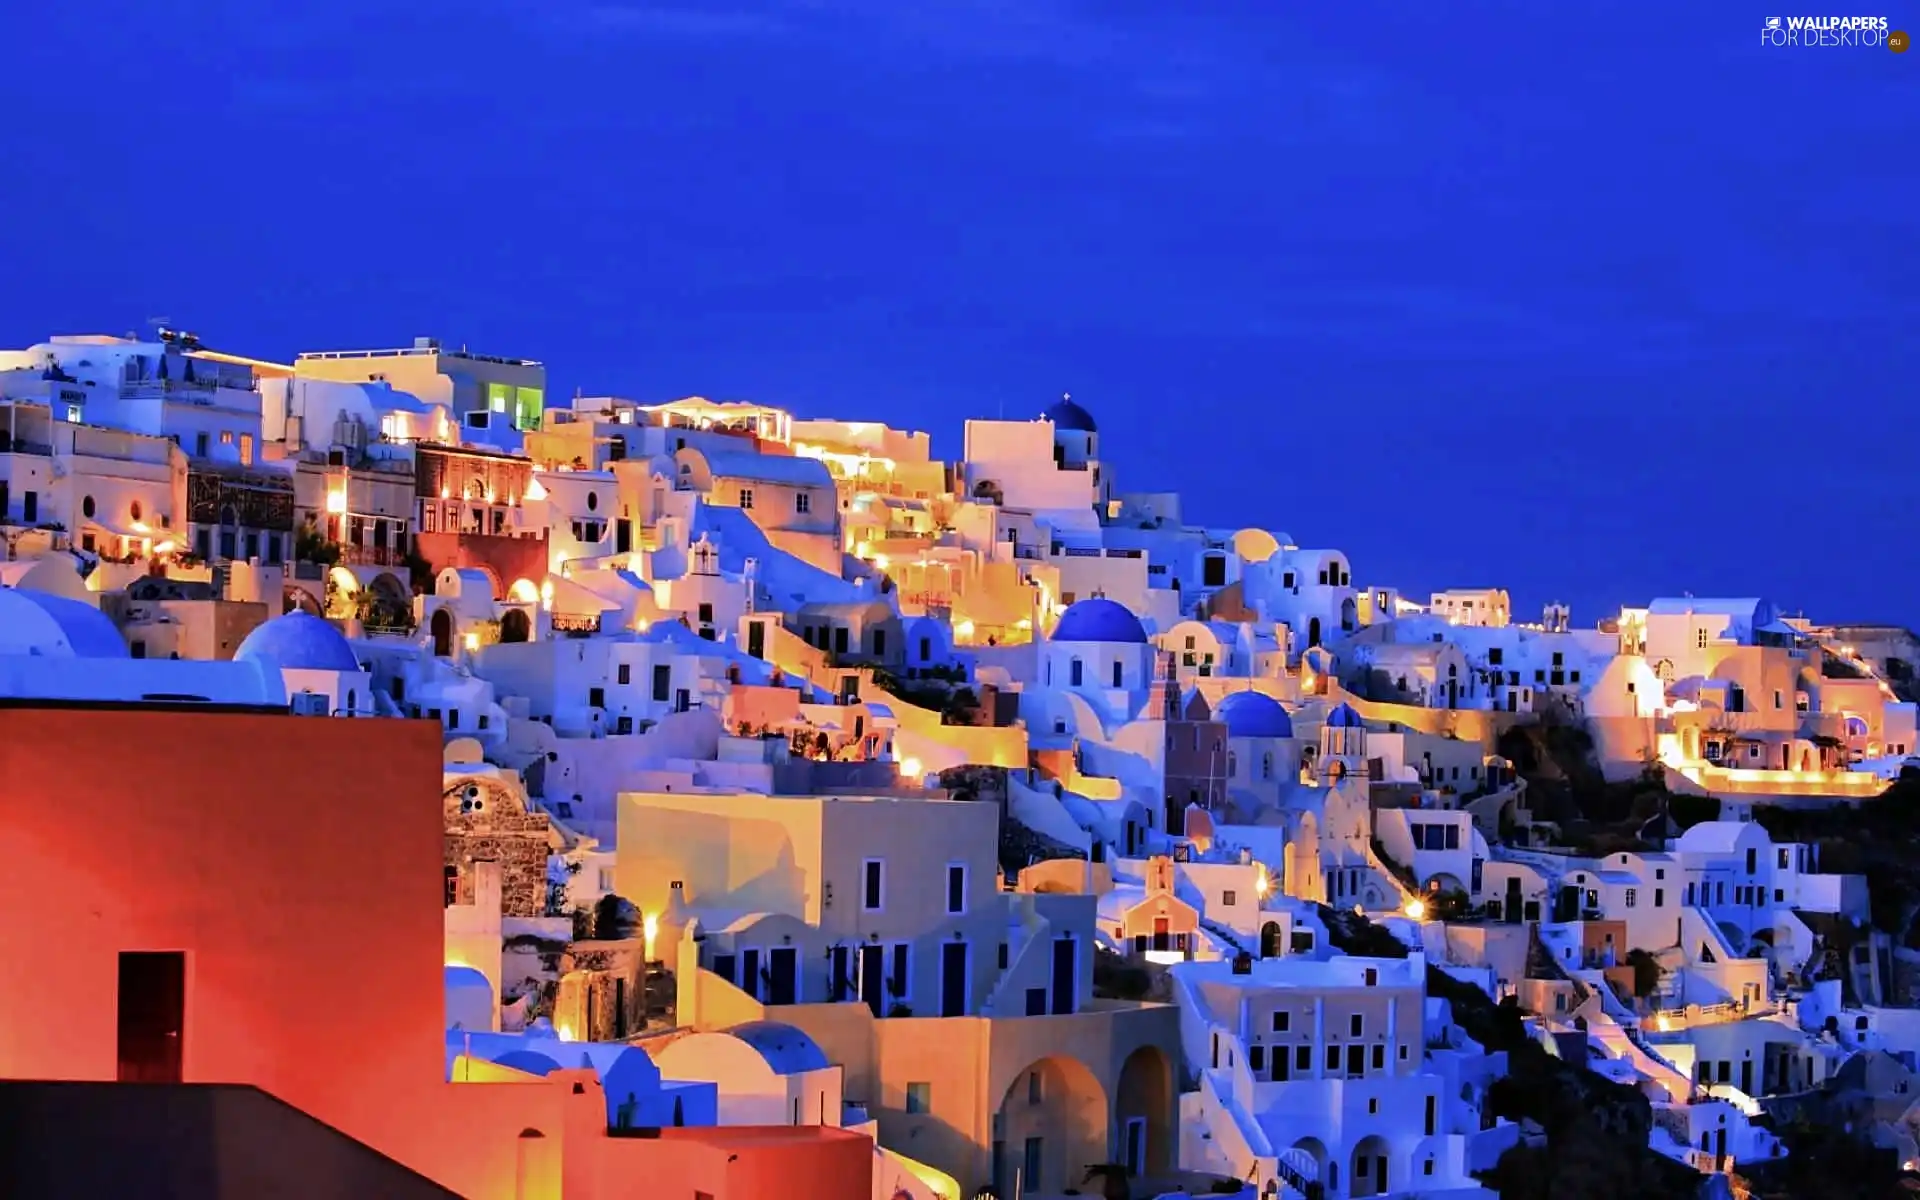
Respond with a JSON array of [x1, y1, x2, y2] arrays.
[[1050, 937, 1076, 1015], [1123, 1117, 1146, 1175], [747, 621, 765, 660], [1505, 877, 1523, 924], [118, 951, 185, 1083], [741, 948, 761, 1000], [615, 519, 632, 554], [859, 944, 885, 1015], [1022, 1137, 1044, 1194], [941, 941, 969, 1017], [830, 944, 851, 1002], [1152, 917, 1170, 952], [767, 947, 798, 1005], [1740, 1059, 1753, 1095]]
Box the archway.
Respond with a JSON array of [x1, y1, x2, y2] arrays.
[[509, 577, 541, 604], [1307, 617, 1322, 648], [1284, 1138, 1328, 1195], [325, 566, 361, 620], [993, 1055, 1108, 1197], [431, 607, 454, 658], [1340, 596, 1357, 632], [1260, 921, 1282, 958], [1114, 1045, 1172, 1179], [1350, 1134, 1392, 1198], [366, 572, 412, 630], [500, 608, 533, 643]]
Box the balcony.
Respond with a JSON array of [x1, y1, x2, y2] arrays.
[[338, 544, 407, 568], [0, 437, 51, 457]]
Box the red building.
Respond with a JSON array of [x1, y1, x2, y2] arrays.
[[0, 699, 871, 1199]]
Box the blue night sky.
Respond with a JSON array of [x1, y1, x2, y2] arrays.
[[1, 2, 1913, 624]]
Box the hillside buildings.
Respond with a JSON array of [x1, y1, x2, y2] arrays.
[[2, 328, 1914, 1199]]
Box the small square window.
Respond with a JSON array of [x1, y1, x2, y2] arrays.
[[905, 1082, 931, 1114]]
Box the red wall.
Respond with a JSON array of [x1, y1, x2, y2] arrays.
[[415, 531, 549, 599], [0, 705, 555, 1198]]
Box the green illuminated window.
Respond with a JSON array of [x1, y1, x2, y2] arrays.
[[514, 386, 544, 431], [487, 382, 511, 413]]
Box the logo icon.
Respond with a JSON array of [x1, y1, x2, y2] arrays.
[[1892, 28, 1911, 50], [1765, 16, 1782, 29]]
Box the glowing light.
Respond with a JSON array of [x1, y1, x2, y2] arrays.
[[129, 520, 150, 534], [463, 632, 480, 652], [955, 619, 976, 639], [634, 618, 651, 632], [1654, 1012, 1674, 1032], [854, 541, 873, 559], [872, 554, 890, 571], [555, 1022, 576, 1042], [325, 488, 347, 515], [1255, 868, 1271, 898], [525, 476, 549, 501], [1403, 898, 1427, 921], [539, 579, 554, 611], [898, 757, 923, 779], [643, 913, 659, 960], [1015, 618, 1032, 630], [152, 540, 175, 555]]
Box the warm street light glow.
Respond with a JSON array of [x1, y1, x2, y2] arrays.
[[325, 489, 347, 515], [1403, 898, 1428, 921], [898, 757, 923, 779]]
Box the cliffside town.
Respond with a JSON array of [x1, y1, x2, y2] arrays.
[[2, 331, 1916, 1200]]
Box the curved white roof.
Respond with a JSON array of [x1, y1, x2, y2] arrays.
[[0, 589, 129, 658]]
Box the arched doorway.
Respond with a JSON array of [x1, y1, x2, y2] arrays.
[[430, 607, 454, 658], [500, 608, 532, 643], [1114, 1046, 1172, 1179], [1307, 617, 1322, 648], [1260, 921, 1282, 958], [1283, 1139, 1328, 1196], [993, 1056, 1108, 1197], [1350, 1134, 1392, 1197]]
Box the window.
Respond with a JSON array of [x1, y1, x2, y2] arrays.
[[652, 665, 671, 702], [1350, 1014, 1364, 1037], [1696, 628, 1708, 649], [698, 602, 714, 624], [1028, 1071, 1043, 1105], [906, 1082, 931, 1114], [617, 663, 631, 685], [588, 687, 605, 709], [1625, 888, 1637, 908], [1372, 1044, 1385, 1070], [1111, 660, 1123, 688], [1070, 659, 1083, 687], [863, 859, 885, 910], [739, 488, 754, 509], [795, 491, 811, 514], [1272, 1010, 1290, 1033], [1221, 890, 1237, 907], [947, 864, 967, 915], [1295, 1045, 1311, 1071]]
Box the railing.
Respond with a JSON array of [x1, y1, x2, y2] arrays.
[[339, 544, 406, 567], [551, 612, 602, 635], [0, 438, 51, 456], [1011, 543, 1041, 560]]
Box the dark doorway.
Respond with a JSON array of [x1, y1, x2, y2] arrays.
[[766, 947, 798, 1005], [1260, 921, 1282, 958], [118, 951, 185, 1083], [830, 945, 851, 1002], [615, 519, 632, 554], [1152, 917, 1170, 953], [941, 941, 969, 1017], [1308, 617, 1322, 647], [1505, 877, 1523, 924], [430, 607, 453, 657], [747, 621, 766, 660], [1050, 937, 1076, 1015], [499, 608, 531, 643], [859, 944, 885, 1015], [741, 948, 762, 1001]]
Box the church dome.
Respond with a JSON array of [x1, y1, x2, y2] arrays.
[[1215, 690, 1294, 739], [1326, 701, 1365, 729], [1051, 597, 1148, 645], [0, 589, 129, 658], [235, 611, 362, 673], [1045, 397, 1097, 433]]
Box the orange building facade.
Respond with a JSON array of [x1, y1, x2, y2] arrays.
[[0, 701, 870, 1200]]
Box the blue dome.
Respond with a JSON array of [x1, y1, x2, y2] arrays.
[[1326, 701, 1365, 729], [1045, 397, 1097, 433], [235, 611, 362, 673], [1215, 690, 1294, 739], [728, 1021, 829, 1075], [1052, 597, 1148, 645]]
